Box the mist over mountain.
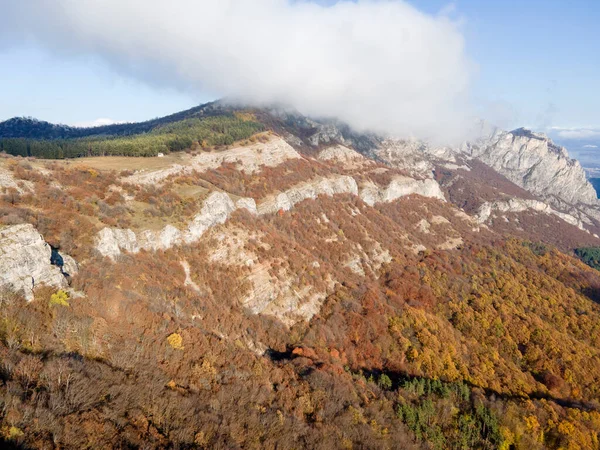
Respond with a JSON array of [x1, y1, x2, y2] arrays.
[[0, 0, 474, 143]]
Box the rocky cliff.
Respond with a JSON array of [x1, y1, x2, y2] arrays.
[[463, 127, 598, 208], [476, 198, 586, 231], [274, 112, 600, 231], [0, 224, 77, 300], [96, 174, 446, 259], [96, 192, 256, 259]]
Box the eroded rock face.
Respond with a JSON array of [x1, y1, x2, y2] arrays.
[[206, 226, 328, 327], [360, 177, 445, 206], [317, 145, 370, 168], [186, 192, 237, 243], [257, 175, 359, 215], [465, 128, 598, 208], [97, 174, 448, 259], [96, 192, 248, 259], [96, 228, 140, 258], [0, 167, 20, 192], [0, 224, 74, 300], [375, 139, 435, 176], [476, 198, 585, 230], [123, 137, 302, 185]]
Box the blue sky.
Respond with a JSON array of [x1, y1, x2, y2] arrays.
[[1, 0, 599, 161]]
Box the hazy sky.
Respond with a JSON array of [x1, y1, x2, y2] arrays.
[[0, 0, 599, 152]]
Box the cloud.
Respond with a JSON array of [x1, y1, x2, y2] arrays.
[[551, 127, 600, 140], [73, 118, 123, 128], [583, 144, 599, 149], [0, 0, 474, 143]]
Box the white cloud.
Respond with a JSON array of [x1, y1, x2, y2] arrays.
[[583, 144, 599, 149], [0, 0, 474, 143], [551, 127, 600, 140], [73, 118, 123, 128]]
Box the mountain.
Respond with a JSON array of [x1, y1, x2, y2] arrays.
[[1, 105, 600, 449], [0, 102, 227, 139]]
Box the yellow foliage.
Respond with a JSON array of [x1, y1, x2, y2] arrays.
[[2, 426, 24, 440], [406, 347, 419, 361], [349, 406, 367, 425], [499, 426, 514, 450], [525, 415, 540, 431], [167, 333, 184, 350], [195, 431, 210, 446], [557, 420, 576, 436], [49, 290, 69, 307]]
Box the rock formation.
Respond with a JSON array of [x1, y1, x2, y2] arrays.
[[96, 192, 250, 259], [257, 175, 359, 215], [463, 128, 598, 208], [96, 174, 447, 259], [123, 137, 301, 185], [0, 224, 76, 300], [476, 198, 585, 230], [359, 176, 445, 206]]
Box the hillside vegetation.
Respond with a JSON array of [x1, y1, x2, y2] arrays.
[[3, 105, 600, 448], [1, 154, 600, 449], [0, 108, 265, 158]]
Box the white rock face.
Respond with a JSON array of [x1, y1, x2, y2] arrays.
[[123, 137, 302, 185], [257, 175, 359, 215], [96, 228, 140, 258], [464, 128, 599, 208], [235, 197, 258, 214], [96, 192, 250, 259], [360, 176, 446, 206], [186, 192, 237, 243], [96, 174, 447, 259], [180, 260, 201, 293], [375, 139, 460, 177], [476, 198, 586, 230], [207, 226, 328, 327], [0, 224, 72, 300], [317, 145, 370, 168], [375, 139, 435, 176]]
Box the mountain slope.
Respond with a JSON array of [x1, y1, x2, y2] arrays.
[[0, 102, 226, 139], [1, 106, 600, 449]]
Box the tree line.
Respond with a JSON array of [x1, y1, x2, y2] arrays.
[[0, 116, 264, 159]]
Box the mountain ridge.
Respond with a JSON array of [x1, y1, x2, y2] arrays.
[[2, 103, 600, 448]]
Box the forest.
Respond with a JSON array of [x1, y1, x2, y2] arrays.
[[575, 247, 600, 270], [0, 114, 264, 158]]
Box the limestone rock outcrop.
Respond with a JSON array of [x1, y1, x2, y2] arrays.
[[257, 175, 359, 215], [463, 128, 598, 208], [359, 176, 445, 206], [0, 224, 74, 300], [317, 145, 370, 168], [375, 139, 461, 177], [96, 192, 250, 259], [476, 198, 585, 230], [123, 137, 301, 185], [0, 167, 32, 193], [97, 173, 448, 259]]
